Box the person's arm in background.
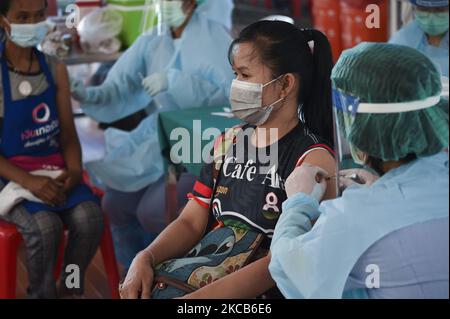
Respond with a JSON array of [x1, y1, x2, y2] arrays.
[[72, 35, 152, 123], [165, 68, 232, 109], [0, 156, 31, 186], [162, 19, 235, 109], [120, 200, 210, 299], [139, 11, 235, 111], [54, 62, 83, 192], [84, 114, 165, 192], [0, 156, 65, 206]]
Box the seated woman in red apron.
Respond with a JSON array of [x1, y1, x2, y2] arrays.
[[119, 21, 337, 299], [0, 0, 103, 298]]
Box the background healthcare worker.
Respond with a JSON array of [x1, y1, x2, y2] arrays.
[[269, 43, 449, 299], [70, 0, 235, 269], [389, 0, 449, 77]]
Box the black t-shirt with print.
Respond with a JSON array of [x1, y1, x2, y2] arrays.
[[189, 123, 333, 249]]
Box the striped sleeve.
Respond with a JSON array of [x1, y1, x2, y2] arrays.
[[187, 161, 214, 209], [296, 143, 335, 168]]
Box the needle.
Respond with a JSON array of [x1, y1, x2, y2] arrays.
[[321, 175, 358, 182], [345, 173, 359, 181], [315, 175, 336, 183], [317, 174, 360, 183]]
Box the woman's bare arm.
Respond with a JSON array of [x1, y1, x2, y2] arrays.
[[143, 199, 211, 265], [54, 62, 83, 190], [0, 150, 65, 206], [0, 155, 32, 186], [303, 149, 337, 200], [120, 199, 211, 299]]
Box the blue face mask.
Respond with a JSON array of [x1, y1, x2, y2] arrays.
[[415, 10, 449, 36], [161, 1, 187, 28], [7, 20, 49, 48]]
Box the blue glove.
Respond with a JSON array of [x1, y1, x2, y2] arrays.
[[70, 76, 88, 102], [339, 169, 379, 189], [141, 73, 169, 97]]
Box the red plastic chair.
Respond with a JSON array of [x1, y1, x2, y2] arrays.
[[0, 175, 120, 299], [47, 0, 57, 16], [0, 214, 120, 299], [292, 0, 304, 18]]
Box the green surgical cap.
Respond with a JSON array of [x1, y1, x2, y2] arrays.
[[332, 42, 449, 161]]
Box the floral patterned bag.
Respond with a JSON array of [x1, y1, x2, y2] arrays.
[[152, 225, 264, 299]]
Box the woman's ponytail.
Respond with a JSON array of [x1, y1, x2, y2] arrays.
[[300, 29, 334, 145]]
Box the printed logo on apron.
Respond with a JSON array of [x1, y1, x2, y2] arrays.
[[32, 103, 51, 124]]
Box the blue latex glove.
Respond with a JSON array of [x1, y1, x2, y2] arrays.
[[339, 168, 379, 189], [70, 76, 88, 102], [142, 73, 169, 97]]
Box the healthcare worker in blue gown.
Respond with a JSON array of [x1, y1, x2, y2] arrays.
[[269, 43, 449, 299], [70, 0, 235, 268], [390, 0, 449, 77]]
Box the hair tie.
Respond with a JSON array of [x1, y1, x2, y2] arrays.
[[300, 28, 314, 42], [300, 28, 315, 54]]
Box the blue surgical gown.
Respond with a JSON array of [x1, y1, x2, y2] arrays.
[[81, 3, 234, 192], [198, 0, 234, 31], [269, 152, 449, 299], [344, 217, 449, 299], [389, 21, 449, 77]]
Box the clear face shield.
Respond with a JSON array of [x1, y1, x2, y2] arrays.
[[332, 86, 445, 195], [332, 88, 364, 195], [332, 88, 365, 166], [140, 0, 161, 35], [141, 0, 190, 36]]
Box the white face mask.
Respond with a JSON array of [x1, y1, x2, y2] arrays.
[[230, 75, 286, 126], [161, 1, 187, 28], [7, 20, 49, 48]]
